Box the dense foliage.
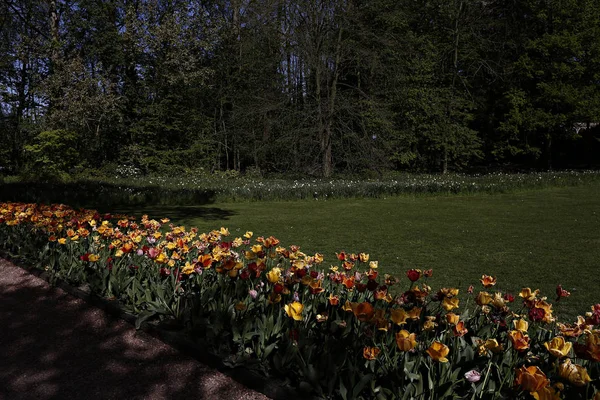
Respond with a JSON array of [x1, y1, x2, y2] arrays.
[[1, 201, 599, 399], [2, 0, 600, 178]]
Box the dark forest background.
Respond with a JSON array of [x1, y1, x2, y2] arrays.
[[2, 0, 600, 179]]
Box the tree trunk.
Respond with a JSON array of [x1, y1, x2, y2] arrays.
[[322, 27, 343, 178], [546, 134, 553, 170]]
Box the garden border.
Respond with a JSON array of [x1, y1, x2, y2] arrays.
[[2, 254, 317, 400]]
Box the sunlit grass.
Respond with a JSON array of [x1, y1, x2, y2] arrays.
[[113, 183, 600, 321]]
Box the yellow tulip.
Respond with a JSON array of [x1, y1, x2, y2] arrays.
[[544, 336, 572, 358], [407, 307, 422, 320], [513, 318, 529, 332], [266, 267, 281, 283], [284, 301, 304, 321], [476, 291, 492, 306], [519, 287, 540, 301], [423, 316, 437, 331], [390, 308, 409, 325], [478, 339, 504, 356], [395, 330, 417, 351], [88, 254, 100, 262], [491, 292, 505, 308], [182, 262, 195, 275], [446, 313, 460, 325], [426, 341, 450, 362], [243, 231, 253, 239], [342, 301, 355, 313], [442, 296, 459, 311]]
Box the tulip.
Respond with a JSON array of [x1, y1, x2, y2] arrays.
[[476, 291, 492, 306], [509, 330, 530, 352], [480, 275, 497, 288], [426, 341, 449, 362], [284, 301, 304, 321], [482, 339, 504, 354], [574, 332, 600, 362], [558, 359, 592, 387], [544, 336, 572, 358], [363, 346, 380, 360], [452, 321, 468, 337], [353, 302, 375, 322], [519, 287, 540, 301], [532, 387, 561, 400], [513, 318, 529, 332], [395, 330, 418, 351], [406, 269, 421, 282], [390, 308, 409, 326], [464, 370, 481, 383], [266, 267, 281, 283], [442, 296, 460, 311], [514, 365, 549, 392], [445, 313, 460, 325]]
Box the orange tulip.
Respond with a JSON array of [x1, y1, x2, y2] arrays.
[[509, 330, 530, 352], [574, 332, 600, 362], [558, 359, 592, 387], [532, 386, 561, 400], [514, 365, 549, 392], [353, 302, 375, 322], [363, 346, 380, 360], [480, 275, 497, 288], [452, 321, 468, 337]]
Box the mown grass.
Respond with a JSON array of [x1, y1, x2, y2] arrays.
[[109, 183, 600, 322]]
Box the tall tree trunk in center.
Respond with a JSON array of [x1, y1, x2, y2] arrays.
[[321, 26, 343, 178]]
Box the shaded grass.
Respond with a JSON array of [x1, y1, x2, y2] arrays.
[[3, 170, 600, 205], [111, 184, 600, 321]]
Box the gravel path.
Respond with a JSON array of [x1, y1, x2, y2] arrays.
[[0, 259, 270, 400]]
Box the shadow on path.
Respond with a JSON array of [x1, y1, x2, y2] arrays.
[[0, 260, 267, 400]]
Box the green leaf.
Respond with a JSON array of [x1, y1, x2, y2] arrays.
[[352, 373, 374, 399], [135, 310, 157, 329], [339, 381, 348, 400]]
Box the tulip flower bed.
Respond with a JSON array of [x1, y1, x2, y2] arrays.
[[1, 201, 599, 399]]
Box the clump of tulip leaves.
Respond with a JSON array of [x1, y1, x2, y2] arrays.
[[1, 202, 599, 400]]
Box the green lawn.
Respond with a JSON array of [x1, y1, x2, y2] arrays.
[[110, 184, 600, 321]]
